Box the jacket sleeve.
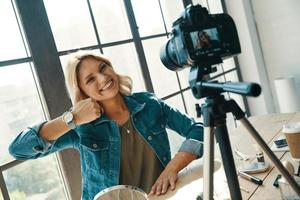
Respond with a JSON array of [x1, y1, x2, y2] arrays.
[[9, 122, 78, 160], [158, 97, 204, 158]]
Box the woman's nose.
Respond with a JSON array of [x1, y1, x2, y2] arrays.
[[96, 73, 107, 86]]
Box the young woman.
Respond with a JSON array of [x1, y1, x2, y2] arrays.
[[9, 50, 204, 200]]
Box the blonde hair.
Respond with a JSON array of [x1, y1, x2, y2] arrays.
[[64, 50, 133, 105]]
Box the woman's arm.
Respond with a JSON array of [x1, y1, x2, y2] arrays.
[[9, 97, 103, 160], [40, 97, 103, 141]]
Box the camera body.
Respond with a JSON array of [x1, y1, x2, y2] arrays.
[[160, 4, 241, 71]]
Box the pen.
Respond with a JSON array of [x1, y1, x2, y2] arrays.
[[234, 149, 249, 161], [237, 171, 263, 185]]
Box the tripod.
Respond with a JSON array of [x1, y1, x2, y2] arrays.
[[189, 66, 300, 199]]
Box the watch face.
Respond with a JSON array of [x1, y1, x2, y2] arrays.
[[64, 112, 73, 123]]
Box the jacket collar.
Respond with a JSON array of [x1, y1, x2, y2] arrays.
[[124, 94, 146, 115]]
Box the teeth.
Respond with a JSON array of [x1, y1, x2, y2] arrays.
[[101, 80, 112, 91]]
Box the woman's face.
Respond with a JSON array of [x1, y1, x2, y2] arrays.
[[77, 56, 120, 102]]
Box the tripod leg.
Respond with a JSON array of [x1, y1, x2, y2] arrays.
[[215, 124, 242, 200], [240, 117, 300, 196], [203, 126, 215, 200]]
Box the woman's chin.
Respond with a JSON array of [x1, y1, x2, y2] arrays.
[[95, 89, 119, 101]]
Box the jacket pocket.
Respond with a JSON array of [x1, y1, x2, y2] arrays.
[[148, 117, 167, 135], [80, 137, 109, 171]]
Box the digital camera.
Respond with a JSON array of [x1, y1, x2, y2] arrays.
[[160, 4, 241, 71]]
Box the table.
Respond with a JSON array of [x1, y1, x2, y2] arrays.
[[149, 112, 300, 200], [226, 112, 300, 200]]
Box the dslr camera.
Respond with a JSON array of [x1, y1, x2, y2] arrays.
[[160, 4, 241, 71]]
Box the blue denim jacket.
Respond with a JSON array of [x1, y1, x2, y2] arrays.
[[9, 92, 203, 200]]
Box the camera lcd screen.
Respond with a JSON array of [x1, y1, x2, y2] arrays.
[[190, 28, 221, 54]]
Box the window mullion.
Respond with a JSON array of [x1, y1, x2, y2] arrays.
[[0, 172, 10, 200], [123, 0, 154, 92]]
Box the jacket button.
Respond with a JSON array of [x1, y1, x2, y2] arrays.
[[163, 156, 167, 161], [161, 125, 164, 128], [147, 136, 152, 141], [93, 144, 98, 148]]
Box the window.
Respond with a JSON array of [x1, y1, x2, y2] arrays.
[[44, 0, 97, 51], [0, 64, 44, 165], [103, 43, 146, 92], [3, 157, 66, 200], [89, 0, 132, 43], [131, 0, 165, 37], [0, 0, 29, 61], [0, 1, 68, 199], [0, 64, 67, 199], [142, 37, 180, 97]]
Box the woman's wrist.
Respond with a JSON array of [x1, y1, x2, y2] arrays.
[[166, 152, 197, 173]]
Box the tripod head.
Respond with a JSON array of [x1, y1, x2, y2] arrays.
[[188, 64, 262, 99]]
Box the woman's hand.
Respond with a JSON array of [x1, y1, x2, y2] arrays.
[[148, 166, 178, 196], [148, 152, 197, 196], [72, 88, 104, 125]]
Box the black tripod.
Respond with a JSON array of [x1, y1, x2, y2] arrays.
[[189, 66, 300, 199]]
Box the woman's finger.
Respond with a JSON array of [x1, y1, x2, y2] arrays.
[[169, 177, 176, 191], [161, 179, 169, 194], [155, 182, 162, 195]]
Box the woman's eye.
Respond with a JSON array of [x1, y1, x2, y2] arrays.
[[86, 77, 95, 84], [99, 63, 107, 73]]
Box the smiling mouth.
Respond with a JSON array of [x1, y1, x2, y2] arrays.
[[99, 79, 114, 92]]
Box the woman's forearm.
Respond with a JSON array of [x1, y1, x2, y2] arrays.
[[165, 151, 197, 173], [39, 116, 71, 141]]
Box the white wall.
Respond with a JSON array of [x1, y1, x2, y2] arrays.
[[251, 0, 300, 113], [224, 0, 300, 115], [224, 0, 276, 116]]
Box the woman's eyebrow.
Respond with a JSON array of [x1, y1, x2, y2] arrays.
[[99, 62, 107, 69], [99, 62, 109, 72]]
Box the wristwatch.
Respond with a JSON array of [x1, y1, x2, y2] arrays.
[[62, 111, 76, 129]]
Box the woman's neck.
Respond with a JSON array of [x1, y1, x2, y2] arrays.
[[100, 93, 129, 123]]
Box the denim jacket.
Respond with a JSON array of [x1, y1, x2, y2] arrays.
[[9, 92, 204, 200]]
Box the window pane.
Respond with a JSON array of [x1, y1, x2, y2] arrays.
[[222, 58, 237, 71], [164, 94, 185, 114], [193, 0, 208, 8], [193, 0, 223, 13], [0, 190, 3, 200], [160, 0, 184, 33], [3, 157, 67, 200], [0, 0, 28, 61], [44, 0, 97, 51], [207, 1, 223, 14], [143, 37, 180, 97], [131, 0, 165, 36], [90, 0, 132, 43], [0, 63, 44, 165], [103, 44, 146, 92], [178, 67, 191, 89]]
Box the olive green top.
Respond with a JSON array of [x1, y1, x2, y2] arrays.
[[119, 118, 164, 193]]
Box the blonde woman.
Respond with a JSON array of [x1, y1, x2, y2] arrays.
[[9, 50, 204, 200]]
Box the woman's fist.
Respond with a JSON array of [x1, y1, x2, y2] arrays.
[[72, 98, 104, 125]]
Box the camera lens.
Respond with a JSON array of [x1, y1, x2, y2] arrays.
[[160, 40, 184, 71]]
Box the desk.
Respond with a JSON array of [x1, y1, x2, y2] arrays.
[[227, 112, 300, 200]]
